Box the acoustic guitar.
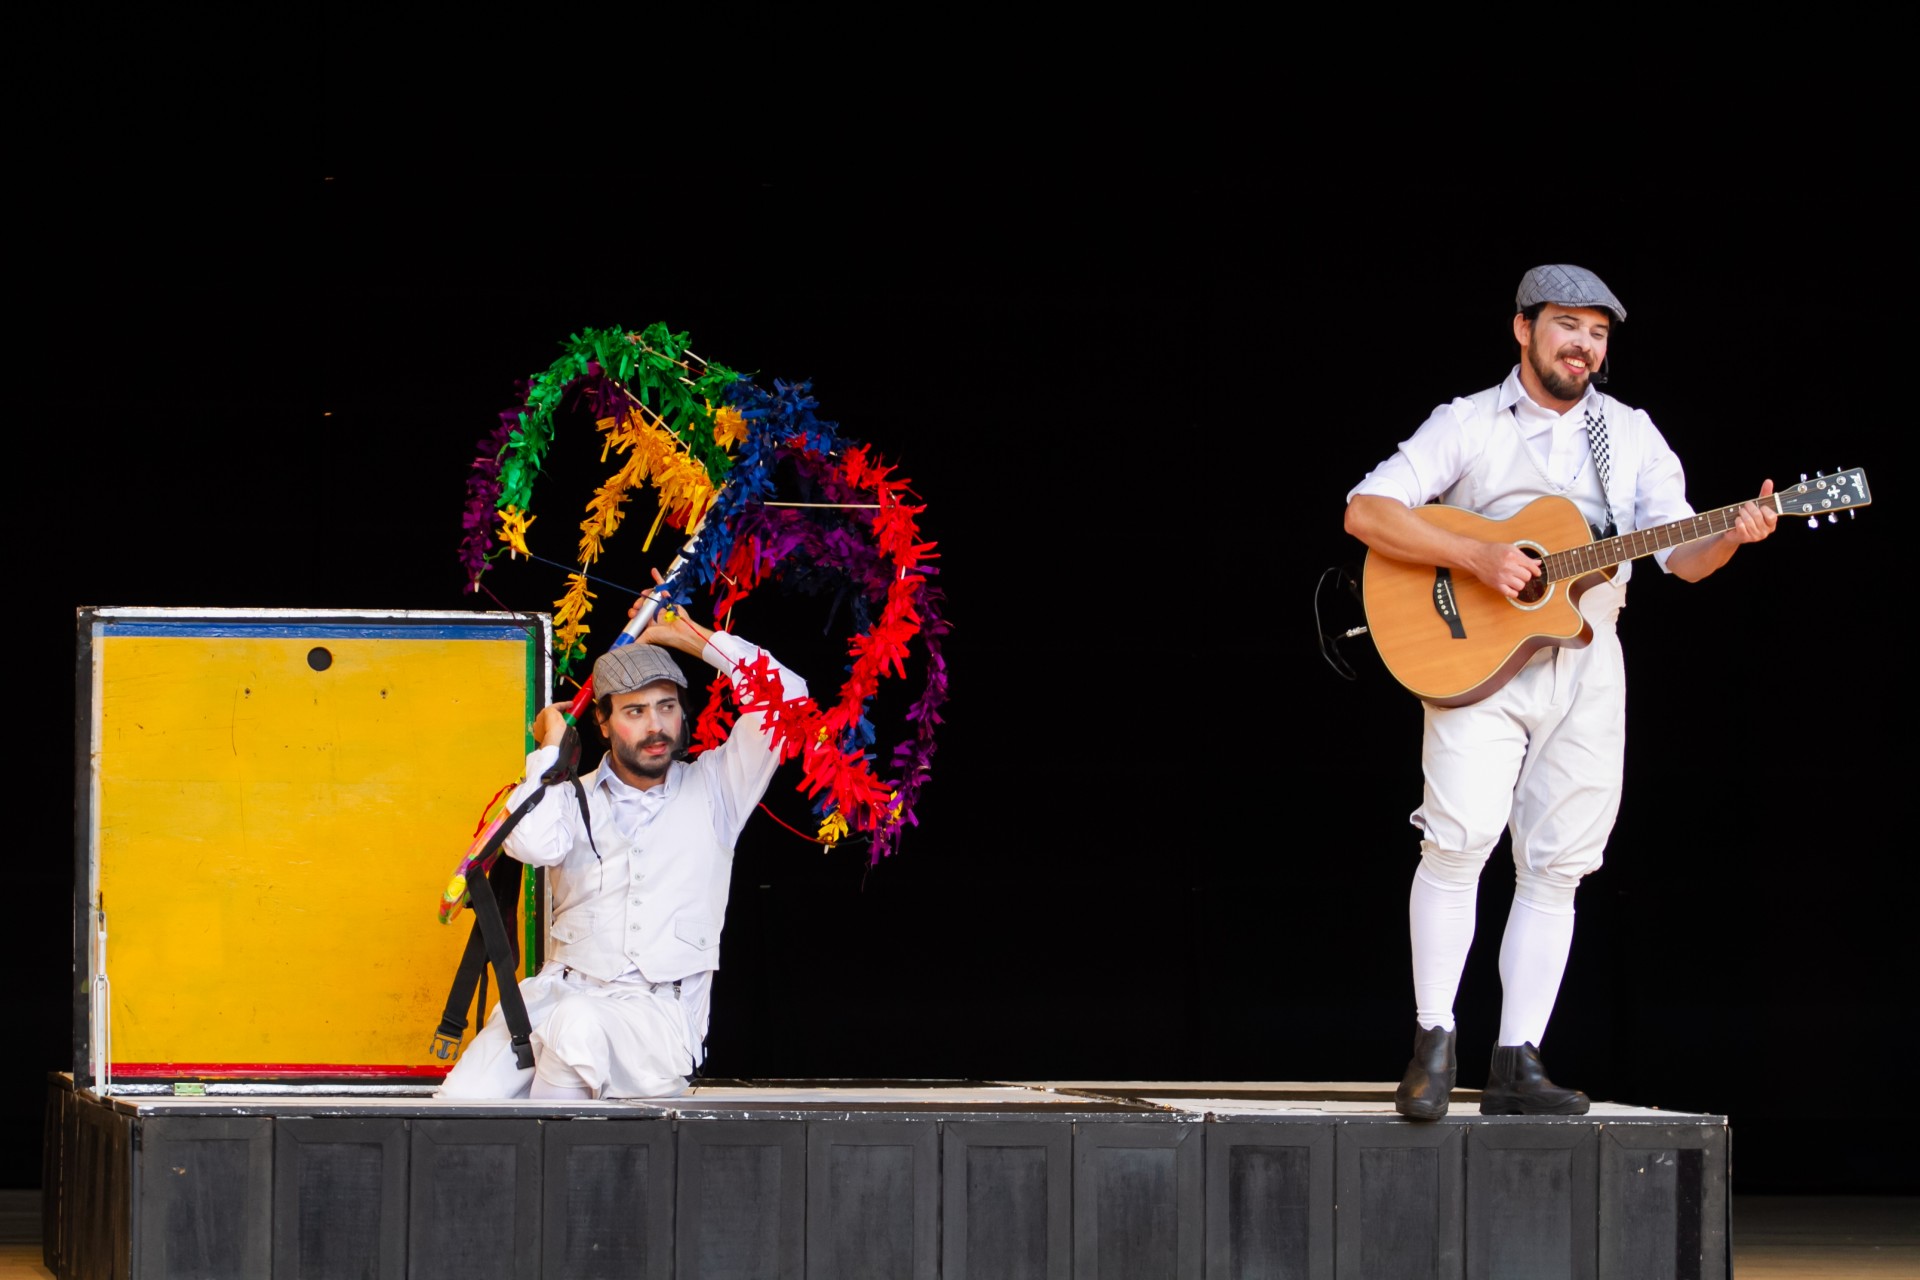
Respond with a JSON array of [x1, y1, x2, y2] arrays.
[[1361, 468, 1871, 706]]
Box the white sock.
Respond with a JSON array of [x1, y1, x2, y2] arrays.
[[1410, 865, 1478, 1032], [1497, 895, 1576, 1047]]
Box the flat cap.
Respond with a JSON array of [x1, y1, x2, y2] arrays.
[[1516, 264, 1627, 323], [592, 641, 687, 698]]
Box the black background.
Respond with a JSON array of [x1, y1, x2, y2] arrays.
[[12, 68, 1907, 1194]]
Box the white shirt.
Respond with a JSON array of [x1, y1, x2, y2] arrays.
[[1348, 367, 1695, 583], [503, 631, 807, 1014]]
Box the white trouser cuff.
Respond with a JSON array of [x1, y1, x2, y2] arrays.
[[1416, 842, 1488, 888], [1513, 866, 1581, 912]]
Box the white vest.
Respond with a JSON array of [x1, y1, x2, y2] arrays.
[[1435, 385, 1647, 607], [543, 759, 736, 983], [498, 632, 799, 987]]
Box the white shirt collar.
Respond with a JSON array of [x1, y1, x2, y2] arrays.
[[593, 753, 676, 803], [1496, 365, 1601, 426]]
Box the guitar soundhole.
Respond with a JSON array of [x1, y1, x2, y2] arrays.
[[1515, 546, 1548, 605]]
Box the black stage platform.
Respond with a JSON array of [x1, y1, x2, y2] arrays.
[[44, 1074, 1727, 1279]]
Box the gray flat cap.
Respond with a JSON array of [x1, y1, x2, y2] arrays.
[[593, 642, 687, 697], [1516, 264, 1627, 322]]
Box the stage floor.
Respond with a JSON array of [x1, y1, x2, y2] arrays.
[[45, 1076, 1736, 1279], [51, 1075, 1718, 1116]]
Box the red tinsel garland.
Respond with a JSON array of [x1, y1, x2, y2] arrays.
[[688, 440, 936, 840]]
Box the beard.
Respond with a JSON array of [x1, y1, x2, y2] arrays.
[[614, 733, 676, 780], [1527, 334, 1595, 403]]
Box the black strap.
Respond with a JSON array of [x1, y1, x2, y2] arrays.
[[472, 855, 536, 1069], [547, 723, 599, 859], [429, 726, 596, 1069], [430, 785, 544, 1069]]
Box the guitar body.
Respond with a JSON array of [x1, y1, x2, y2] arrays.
[[1361, 496, 1611, 707]]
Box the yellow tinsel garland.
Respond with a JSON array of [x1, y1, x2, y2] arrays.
[[514, 404, 735, 669], [552, 573, 596, 666]]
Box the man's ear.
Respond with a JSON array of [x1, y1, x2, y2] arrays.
[[1512, 311, 1532, 348]]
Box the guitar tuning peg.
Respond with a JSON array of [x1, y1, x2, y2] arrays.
[[1828, 513, 1840, 524], [1799, 473, 1809, 483], [1807, 517, 1820, 529]]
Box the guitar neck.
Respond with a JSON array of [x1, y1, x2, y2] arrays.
[[1541, 498, 1773, 582], [1541, 468, 1870, 582]]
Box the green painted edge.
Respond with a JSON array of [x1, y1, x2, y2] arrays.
[[522, 622, 542, 973]]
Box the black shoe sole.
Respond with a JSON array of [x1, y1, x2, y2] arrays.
[[1396, 1101, 1449, 1121]]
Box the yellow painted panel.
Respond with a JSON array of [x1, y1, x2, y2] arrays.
[[95, 630, 535, 1072]]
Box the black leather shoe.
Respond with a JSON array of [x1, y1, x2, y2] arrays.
[[1479, 1042, 1590, 1115], [1394, 1022, 1456, 1121]]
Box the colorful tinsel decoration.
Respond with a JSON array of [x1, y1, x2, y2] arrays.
[[460, 324, 947, 862]]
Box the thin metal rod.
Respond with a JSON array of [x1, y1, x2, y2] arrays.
[[625, 333, 710, 371], [601, 379, 717, 479], [614, 382, 702, 442], [562, 508, 713, 722], [624, 338, 704, 389], [763, 501, 882, 509]]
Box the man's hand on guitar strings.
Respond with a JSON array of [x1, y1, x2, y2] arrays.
[[1467, 540, 1543, 600]]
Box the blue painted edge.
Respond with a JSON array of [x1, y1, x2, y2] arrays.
[[100, 622, 533, 641]]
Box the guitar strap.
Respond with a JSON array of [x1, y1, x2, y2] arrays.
[[1497, 391, 1624, 541], [1582, 396, 1619, 538]]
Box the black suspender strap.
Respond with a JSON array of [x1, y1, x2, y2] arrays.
[[429, 782, 544, 1069], [429, 727, 597, 1070], [467, 854, 534, 1069]]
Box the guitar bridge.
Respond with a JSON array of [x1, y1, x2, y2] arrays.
[[1432, 569, 1467, 639]]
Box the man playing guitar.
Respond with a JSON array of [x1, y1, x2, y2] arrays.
[[1344, 264, 1777, 1120]]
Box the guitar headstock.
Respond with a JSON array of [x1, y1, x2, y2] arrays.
[[1779, 468, 1871, 528]]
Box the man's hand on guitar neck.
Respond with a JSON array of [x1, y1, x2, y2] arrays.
[[1666, 479, 1779, 582], [1346, 495, 1542, 600]]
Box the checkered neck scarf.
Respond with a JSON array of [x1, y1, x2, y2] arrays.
[[1584, 409, 1616, 538]]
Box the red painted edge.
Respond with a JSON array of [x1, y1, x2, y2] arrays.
[[111, 1063, 447, 1079]]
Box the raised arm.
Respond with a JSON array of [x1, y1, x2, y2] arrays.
[[623, 567, 719, 659]]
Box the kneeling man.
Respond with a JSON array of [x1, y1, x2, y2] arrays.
[[437, 604, 804, 1100]]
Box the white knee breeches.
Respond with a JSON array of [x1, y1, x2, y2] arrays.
[[1412, 607, 1626, 884], [435, 960, 702, 1100], [1404, 591, 1628, 1041]]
